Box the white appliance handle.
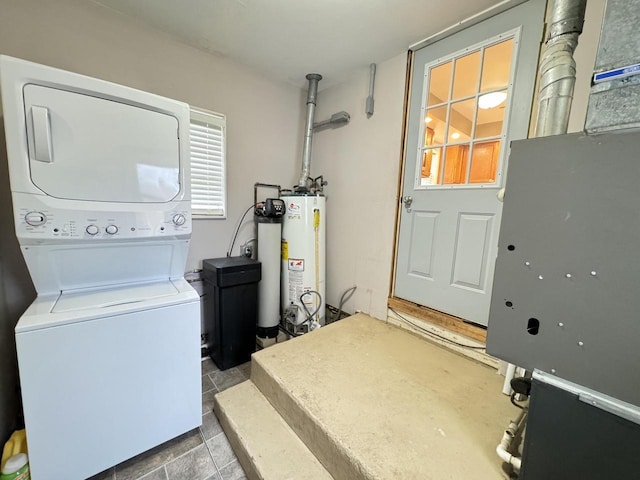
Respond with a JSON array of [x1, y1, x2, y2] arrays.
[[31, 105, 53, 163]]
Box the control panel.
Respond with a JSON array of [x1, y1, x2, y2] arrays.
[[14, 200, 191, 242], [255, 198, 285, 218]]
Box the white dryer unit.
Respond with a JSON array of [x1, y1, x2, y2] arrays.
[[0, 56, 201, 480]]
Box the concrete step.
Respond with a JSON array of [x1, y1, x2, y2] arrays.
[[213, 379, 334, 480], [250, 313, 515, 480]]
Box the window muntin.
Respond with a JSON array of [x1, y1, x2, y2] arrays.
[[418, 36, 515, 187]]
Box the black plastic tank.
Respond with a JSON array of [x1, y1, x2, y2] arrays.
[[202, 256, 261, 370]]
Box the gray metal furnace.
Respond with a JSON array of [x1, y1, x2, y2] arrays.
[[487, 0, 640, 475], [487, 131, 640, 478]]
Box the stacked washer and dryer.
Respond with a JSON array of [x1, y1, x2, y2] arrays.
[[0, 56, 201, 479]]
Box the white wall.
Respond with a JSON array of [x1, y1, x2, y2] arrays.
[[312, 54, 408, 320], [312, 0, 605, 322], [0, 0, 305, 444]]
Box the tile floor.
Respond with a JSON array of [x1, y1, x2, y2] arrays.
[[89, 358, 250, 480]]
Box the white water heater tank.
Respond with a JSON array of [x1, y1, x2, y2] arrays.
[[281, 194, 326, 326]]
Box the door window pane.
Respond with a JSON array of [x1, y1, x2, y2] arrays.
[[480, 39, 514, 92], [452, 51, 481, 100], [424, 106, 447, 145], [475, 90, 507, 138], [469, 141, 500, 184], [443, 144, 470, 185], [420, 147, 443, 185], [427, 62, 452, 107], [448, 99, 475, 143]]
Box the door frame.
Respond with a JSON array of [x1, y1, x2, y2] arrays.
[[389, 0, 544, 337]]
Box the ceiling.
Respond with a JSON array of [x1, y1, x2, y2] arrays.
[[90, 0, 504, 90]]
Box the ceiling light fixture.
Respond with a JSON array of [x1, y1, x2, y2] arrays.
[[478, 91, 507, 109], [425, 116, 432, 123], [451, 132, 461, 139]]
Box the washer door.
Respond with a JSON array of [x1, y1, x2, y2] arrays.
[[24, 84, 180, 203]]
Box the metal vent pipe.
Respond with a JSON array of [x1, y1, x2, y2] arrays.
[[298, 73, 322, 191], [534, 0, 587, 137]]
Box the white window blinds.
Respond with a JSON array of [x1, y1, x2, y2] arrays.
[[189, 108, 226, 218]]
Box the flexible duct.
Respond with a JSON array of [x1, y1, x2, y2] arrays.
[[298, 73, 322, 191], [534, 0, 587, 137]]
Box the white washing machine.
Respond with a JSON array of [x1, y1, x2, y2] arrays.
[[0, 56, 201, 479]]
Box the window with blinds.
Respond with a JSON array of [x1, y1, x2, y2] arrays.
[[189, 108, 226, 218]]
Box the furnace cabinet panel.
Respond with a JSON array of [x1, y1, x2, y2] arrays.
[[487, 131, 640, 407], [520, 378, 640, 480]]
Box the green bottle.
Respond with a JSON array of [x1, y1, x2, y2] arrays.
[[0, 453, 30, 480]]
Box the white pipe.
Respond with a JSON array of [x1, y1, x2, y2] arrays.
[[502, 363, 517, 395], [496, 440, 521, 472], [496, 409, 527, 472]]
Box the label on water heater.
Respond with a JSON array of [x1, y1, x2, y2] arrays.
[[287, 201, 301, 220], [289, 270, 304, 304], [288, 259, 304, 271], [281, 241, 288, 260]]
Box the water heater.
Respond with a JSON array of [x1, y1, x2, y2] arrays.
[[281, 194, 326, 331]]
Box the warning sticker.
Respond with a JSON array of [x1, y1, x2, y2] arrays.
[[288, 271, 304, 302], [287, 201, 301, 220], [281, 241, 288, 260], [287, 202, 301, 214], [288, 258, 304, 271]]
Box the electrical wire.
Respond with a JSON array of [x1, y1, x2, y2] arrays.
[[388, 307, 486, 351], [510, 392, 526, 410], [226, 203, 257, 257], [333, 286, 357, 322]]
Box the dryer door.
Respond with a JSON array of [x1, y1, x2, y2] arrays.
[[23, 84, 180, 203]]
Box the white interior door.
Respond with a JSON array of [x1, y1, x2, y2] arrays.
[[395, 0, 545, 326]]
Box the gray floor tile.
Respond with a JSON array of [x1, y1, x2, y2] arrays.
[[237, 361, 251, 379], [203, 474, 222, 480], [138, 467, 168, 480], [210, 368, 245, 392], [202, 388, 218, 415], [88, 467, 115, 480], [202, 358, 219, 375], [200, 411, 223, 440], [202, 374, 215, 393], [218, 460, 247, 480], [207, 432, 237, 469], [115, 429, 203, 480], [165, 444, 216, 480]]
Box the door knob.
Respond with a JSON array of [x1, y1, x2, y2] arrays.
[[402, 195, 413, 212]]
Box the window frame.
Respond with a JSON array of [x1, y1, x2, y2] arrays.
[[189, 107, 227, 219], [415, 28, 520, 190]]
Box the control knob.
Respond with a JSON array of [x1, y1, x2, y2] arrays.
[[172, 214, 186, 226], [105, 225, 118, 235], [86, 225, 99, 236], [25, 211, 46, 226]]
